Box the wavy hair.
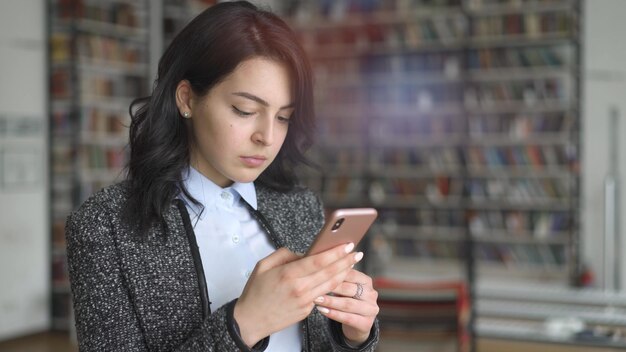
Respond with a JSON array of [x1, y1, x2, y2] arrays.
[[124, 1, 315, 235]]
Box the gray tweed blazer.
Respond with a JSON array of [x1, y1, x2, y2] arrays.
[[66, 182, 379, 351]]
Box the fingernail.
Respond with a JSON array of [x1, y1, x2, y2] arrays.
[[316, 306, 330, 314], [315, 296, 324, 303], [344, 242, 355, 253], [354, 252, 364, 262]]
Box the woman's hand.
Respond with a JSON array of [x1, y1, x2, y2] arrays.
[[313, 269, 379, 346], [234, 243, 363, 347]]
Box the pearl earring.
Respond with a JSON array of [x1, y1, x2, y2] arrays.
[[183, 111, 190, 118]]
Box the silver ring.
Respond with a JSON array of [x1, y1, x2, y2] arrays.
[[352, 282, 364, 300]]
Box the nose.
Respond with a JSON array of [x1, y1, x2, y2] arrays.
[[252, 116, 274, 146]]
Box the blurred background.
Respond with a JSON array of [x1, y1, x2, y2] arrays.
[[1, 0, 626, 351]]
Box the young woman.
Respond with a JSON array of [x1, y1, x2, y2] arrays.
[[65, 1, 379, 351]]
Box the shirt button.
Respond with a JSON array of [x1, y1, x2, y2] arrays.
[[232, 235, 240, 244]]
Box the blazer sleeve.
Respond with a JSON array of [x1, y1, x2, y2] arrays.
[[328, 319, 379, 352], [66, 201, 147, 351], [66, 200, 267, 352]]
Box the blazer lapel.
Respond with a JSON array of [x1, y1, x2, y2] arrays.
[[254, 184, 321, 254], [115, 203, 205, 351]]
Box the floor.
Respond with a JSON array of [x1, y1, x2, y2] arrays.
[[1, 332, 624, 352], [0, 332, 77, 352]]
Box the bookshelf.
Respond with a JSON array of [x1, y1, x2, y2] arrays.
[[282, 0, 580, 350], [465, 0, 580, 287], [286, 0, 579, 282], [48, 0, 151, 331], [285, 0, 473, 287], [285, 0, 470, 281]]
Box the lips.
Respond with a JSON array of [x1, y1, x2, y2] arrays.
[[240, 155, 266, 167]]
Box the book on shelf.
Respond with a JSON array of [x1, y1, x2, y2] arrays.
[[469, 209, 571, 237], [314, 52, 463, 79], [79, 145, 127, 170], [466, 177, 570, 203], [475, 242, 567, 268], [69, 1, 142, 28], [79, 73, 147, 98], [471, 11, 573, 38], [80, 107, 126, 135], [77, 34, 144, 64], [368, 177, 463, 201], [50, 32, 71, 62], [372, 147, 463, 172], [464, 78, 567, 109], [322, 176, 366, 203], [52, 222, 67, 248], [51, 109, 73, 136], [51, 254, 69, 287], [371, 114, 463, 142], [50, 68, 72, 99], [51, 143, 74, 174], [467, 45, 572, 70], [378, 208, 465, 230], [468, 112, 573, 137], [465, 145, 574, 171], [297, 9, 466, 53]]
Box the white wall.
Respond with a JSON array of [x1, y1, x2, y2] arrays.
[[582, 0, 626, 290], [0, 0, 49, 340]]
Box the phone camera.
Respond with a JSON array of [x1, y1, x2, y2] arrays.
[[331, 218, 344, 231]]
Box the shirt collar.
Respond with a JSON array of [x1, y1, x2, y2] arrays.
[[181, 167, 258, 219], [231, 181, 257, 210]]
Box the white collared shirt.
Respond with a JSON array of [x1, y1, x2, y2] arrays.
[[181, 167, 301, 351]]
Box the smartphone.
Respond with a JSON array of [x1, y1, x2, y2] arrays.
[[306, 208, 378, 256]]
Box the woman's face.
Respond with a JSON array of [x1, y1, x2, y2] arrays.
[[177, 57, 294, 187]]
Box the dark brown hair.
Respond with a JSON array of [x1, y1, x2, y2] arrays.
[[125, 1, 315, 234]]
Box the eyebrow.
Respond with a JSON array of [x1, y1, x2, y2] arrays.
[[232, 92, 295, 110]]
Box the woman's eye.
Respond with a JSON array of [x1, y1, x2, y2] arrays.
[[232, 106, 254, 116], [278, 116, 291, 123]]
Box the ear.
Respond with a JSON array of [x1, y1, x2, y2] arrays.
[[175, 80, 194, 117]]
